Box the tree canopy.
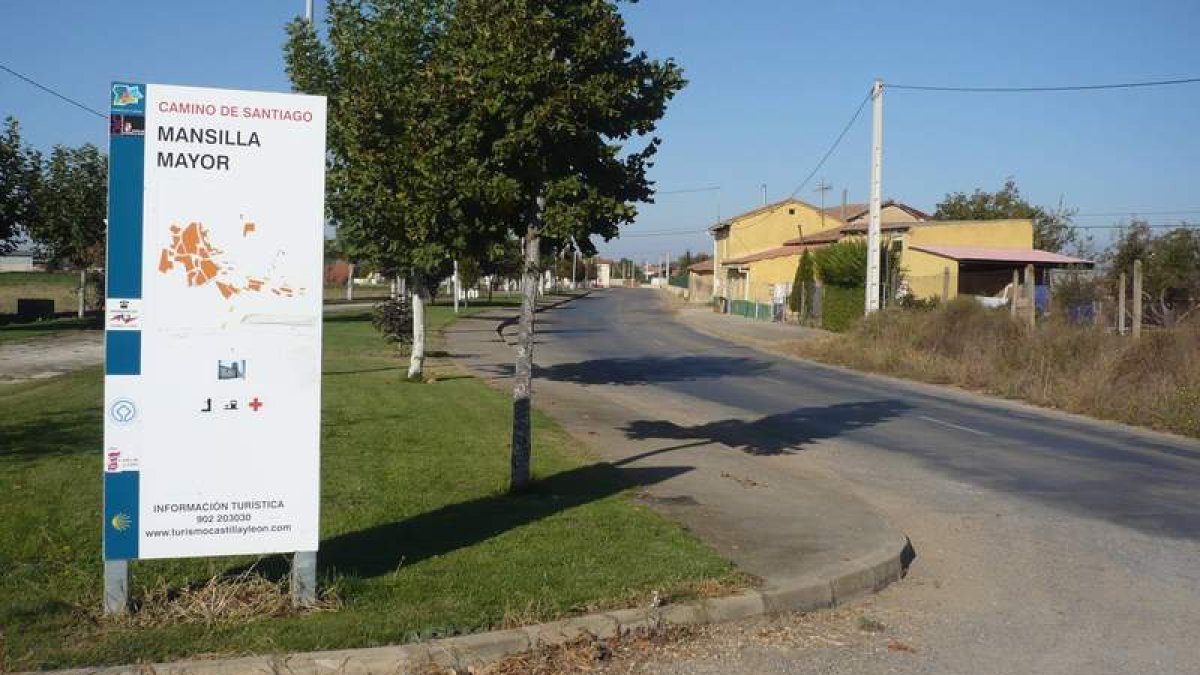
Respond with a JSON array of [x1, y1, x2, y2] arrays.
[[26, 143, 107, 269], [0, 117, 41, 254], [933, 178, 1084, 254]]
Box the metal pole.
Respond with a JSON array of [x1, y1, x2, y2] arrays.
[[760, 184, 767, 206], [346, 262, 354, 301], [1133, 260, 1143, 338], [572, 247, 578, 289], [305, 0, 313, 22], [1010, 268, 1019, 317], [1118, 272, 1127, 335], [453, 259, 460, 313], [103, 560, 129, 615], [291, 550, 317, 607], [865, 79, 884, 314]]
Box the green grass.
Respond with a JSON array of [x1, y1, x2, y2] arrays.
[[0, 301, 739, 671]]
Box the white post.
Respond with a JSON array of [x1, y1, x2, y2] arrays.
[[345, 263, 354, 301], [78, 268, 86, 318], [304, 0, 313, 21], [865, 78, 884, 314], [452, 259, 460, 313]]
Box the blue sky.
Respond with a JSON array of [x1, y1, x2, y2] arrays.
[[4, 1, 1199, 261]]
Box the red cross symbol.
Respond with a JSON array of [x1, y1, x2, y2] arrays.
[[249, 397, 264, 412]]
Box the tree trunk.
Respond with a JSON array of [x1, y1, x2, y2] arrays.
[[510, 221, 541, 492], [78, 268, 86, 318], [408, 278, 426, 381]]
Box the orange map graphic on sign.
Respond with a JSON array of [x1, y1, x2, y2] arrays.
[[158, 222, 305, 300]]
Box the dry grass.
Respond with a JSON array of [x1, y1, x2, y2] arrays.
[[112, 567, 341, 629], [790, 298, 1200, 438]]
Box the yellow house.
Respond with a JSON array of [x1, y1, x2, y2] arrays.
[[711, 198, 843, 307], [787, 216, 1091, 301]]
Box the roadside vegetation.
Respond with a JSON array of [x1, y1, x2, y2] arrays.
[[790, 298, 1200, 438], [0, 305, 740, 671]]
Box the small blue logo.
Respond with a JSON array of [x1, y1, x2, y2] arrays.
[[109, 398, 137, 424]]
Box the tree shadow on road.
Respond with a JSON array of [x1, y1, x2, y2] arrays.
[[621, 400, 911, 458], [535, 355, 772, 386]]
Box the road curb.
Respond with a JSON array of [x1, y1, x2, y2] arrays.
[[48, 535, 912, 675]]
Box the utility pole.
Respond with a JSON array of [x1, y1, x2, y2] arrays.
[[814, 178, 831, 231], [572, 247, 578, 289], [840, 188, 848, 223], [760, 183, 767, 206], [865, 79, 884, 314], [305, 0, 313, 21]]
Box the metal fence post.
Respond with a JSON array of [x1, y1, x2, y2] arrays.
[[1118, 272, 1127, 335], [1025, 264, 1036, 329], [104, 560, 129, 615], [1132, 260, 1143, 338], [1010, 268, 1019, 318], [292, 550, 317, 607]]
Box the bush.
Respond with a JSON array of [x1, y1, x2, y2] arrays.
[[791, 301, 1200, 438], [371, 296, 412, 347], [822, 285, 865, 332]]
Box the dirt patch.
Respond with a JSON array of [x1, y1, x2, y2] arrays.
[[0, 332, 103, 383]]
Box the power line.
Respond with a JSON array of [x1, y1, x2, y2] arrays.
[[657, 186, 720, 195], [0, 62, 107, 119], [1073, 208, 1200, 218], [787, 88, 873, 199], [888, 76, 1200, 93], [620, 227, 708, 239], [1076, 222, 1200, 230]]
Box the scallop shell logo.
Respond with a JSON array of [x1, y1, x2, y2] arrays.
[[111, 513, 132, 532]]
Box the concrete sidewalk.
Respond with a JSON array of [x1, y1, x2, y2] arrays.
[[444, 292, 909, 593], [669, 300, 829, 352]]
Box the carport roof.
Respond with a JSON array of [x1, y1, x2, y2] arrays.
[[909, 245, 1093, 266]]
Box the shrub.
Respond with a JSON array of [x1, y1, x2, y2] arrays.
[[822, 285, 865, 332], [791, 300, 1200, 438], [371, 296, 413, 347]]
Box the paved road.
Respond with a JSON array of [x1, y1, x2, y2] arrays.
[[467, 289, 1200, 675]]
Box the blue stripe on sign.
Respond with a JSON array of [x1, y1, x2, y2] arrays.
[[106, 132, 144, 299], [106, 331, 141, 375], [104, 470, 139, 560]]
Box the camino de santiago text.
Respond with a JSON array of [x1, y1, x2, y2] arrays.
[[155, 126, 261, 171]]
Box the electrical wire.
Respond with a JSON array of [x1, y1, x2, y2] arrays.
[[786, 88, 873, 199], [1073, 208, 1200, 218], [657, 186, 720, 195], [0, 63, 107, 119], [888, 76, 1200, 93]]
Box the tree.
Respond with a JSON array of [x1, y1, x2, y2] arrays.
[[284, 0, 472, 381], [1107, 221, 1200, 325], [27, 144, 107, 316], [432, 0, 685, 491], [0, 117, 41, 254], [933, 178, 1082, 253], [789, 248, 814, 316]]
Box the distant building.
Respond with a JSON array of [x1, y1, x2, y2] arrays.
[[0, 251, 36, 272]]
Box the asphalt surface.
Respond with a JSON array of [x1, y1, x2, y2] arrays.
[[459, 288, 1200, 674]]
